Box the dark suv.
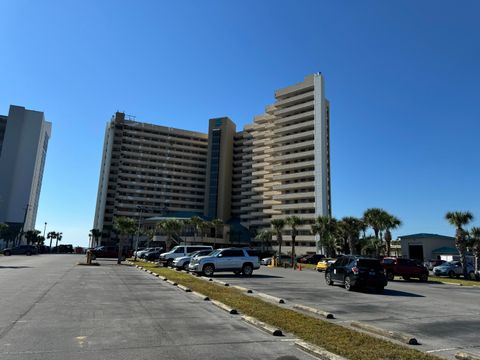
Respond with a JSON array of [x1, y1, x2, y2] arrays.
[[381, 257, 429, 282], [325, 256, 387, 292], [3, 245, 38, 256]]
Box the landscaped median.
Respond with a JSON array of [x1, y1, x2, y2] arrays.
[[130, 260, 440, 360]]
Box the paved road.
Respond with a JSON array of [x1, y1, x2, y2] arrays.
[[208, 266, 480, 359], [0, 255, 314, 360]]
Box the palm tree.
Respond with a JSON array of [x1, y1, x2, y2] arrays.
[[113, 217, 136, 264], [189, 216, 203, 243], [90, 228, 102, 248], [255, 229, 272, 253], [198, 220, 212, 243], [363, 208, 389, 240], [47, 231, 57, 252], [445, 211, 474, 277], [383, 215, 402, 256], [271, 219, 285, 264], [311, 215, 338, 257], [470, 227, 480, 278], [0, 223, 9, 247], [360, 236, 383, 257], [286, 216, 302, 268], [158, 219, 183, 251], [211, 218, 224, 247], [25, 230, 41, 245], [340, 217, 364, 255], [55, 232, 63, 253]]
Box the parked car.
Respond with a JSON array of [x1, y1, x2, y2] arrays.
[[433, 261, 475, 278], [172, 249, 213, 270], [325, 256, 387, 292], [159, 245, 213, 267], [298, 254, 325, 264], [51, 244, 74, 254], [423, 259, 446, 271], [89, 246, 133, 260], [140, 247, 163, 259], [133, 247, 146, 257], [316, 258, 336, 272], [3, 245, 38, 256], [188, 248, 260, 276], [381, 257, 429, 282], [261, 257, 273, 265]]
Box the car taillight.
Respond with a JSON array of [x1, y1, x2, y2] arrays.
[[352, 266, 359, 274]]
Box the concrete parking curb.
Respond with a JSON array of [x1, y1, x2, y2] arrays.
[[211, 299, 238, 314], [456, 351, 480, 360], [256, 292, 285, 304], [241, 315, 282, 336], [177, 284, 191, 292], [232, 285, 253, 293], [192, 291, 210, 301], [293, 304, 334, 319], [158, 275, 167, 281], [350, 321, 419, 345], [166, 280, 178, 286], [295, 340, 348, 360], [212, 279, 229, 286]]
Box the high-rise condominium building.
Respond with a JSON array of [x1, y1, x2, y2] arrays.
[[93, 74, 330, 254], [0, 105, 52, 236]]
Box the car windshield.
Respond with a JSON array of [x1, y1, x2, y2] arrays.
[[209, 250, 221, 257]]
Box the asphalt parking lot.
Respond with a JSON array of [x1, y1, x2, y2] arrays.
[[0, 255, 314, 360], [208, 266, 480, 359]]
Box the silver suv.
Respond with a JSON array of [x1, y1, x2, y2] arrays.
[[188, 248, 260, 277]]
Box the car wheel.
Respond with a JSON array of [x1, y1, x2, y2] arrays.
[[420, 274, 428, 282], [203, 264, 214, 277], [183, 262, 190, 271], [448, 270, 455, 278], [4, 251, 11, 256], [242, 264, 253, 277], [402, 276, 411, 281], [344, 276, 353, 291], [26, 251, 32, 256], [325, 273, 333, 286], [468, 271, 475, 280], [375, 286, 384, 294], [167, 259, 174, 267], [387, 271, 394, 281]]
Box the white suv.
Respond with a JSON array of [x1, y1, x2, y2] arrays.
[[188, 248, 260, 276], [158, 245, 213, 267]]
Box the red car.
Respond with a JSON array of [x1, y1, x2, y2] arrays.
[[381, 257, 429, 282]]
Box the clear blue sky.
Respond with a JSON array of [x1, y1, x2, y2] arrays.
[[1, 1, 479, 247]]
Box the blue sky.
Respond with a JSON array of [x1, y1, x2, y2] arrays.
[[1, 1, 479, 247]]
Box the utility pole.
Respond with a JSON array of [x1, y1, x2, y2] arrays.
[[17, 204, 30, 246], [134, 206, 144, 261], [43, 222, 47, 239]]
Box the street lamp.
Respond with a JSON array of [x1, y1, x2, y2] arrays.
[[134, 206, 144, 261], [43, 222, 47, 239]]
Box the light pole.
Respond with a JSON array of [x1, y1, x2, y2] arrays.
[[43, 222, 47, 239], [134, 206, 144, 261]]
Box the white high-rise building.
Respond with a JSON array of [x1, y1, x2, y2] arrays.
[[0, 105, 52, 235]]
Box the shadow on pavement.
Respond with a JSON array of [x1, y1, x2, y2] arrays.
[[211, 273, 284, 279], [0, 266, 32, 269], [381, 289, 425, 297]]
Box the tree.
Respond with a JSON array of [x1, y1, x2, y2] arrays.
[[0, 223, 9, 247], [158, 219, 182, 251], [211, 218, 224, 247], [271, 219, 285, 264], [189, 216, 203, 243], [363, 208, 389, 240], [469, 227, 480, 279], [25, 230, 41, 245], [113, 217, 136, 264], [340, 217, 364, 255], [47, 231, 57, 252], [55, 232, 63, 253], [198, 220, 212, 243], [286, 216, 303, 268], [255, 229, 272, 253], [360, 236, 383, 257], [383, 215, 402, 257], [311, 216, 338, 257], [90, 229, 102, 248], [445, 211, 474, 277]]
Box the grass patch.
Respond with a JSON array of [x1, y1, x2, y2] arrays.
[[132, 260, 440, 360], [428, 275, 479, 286]]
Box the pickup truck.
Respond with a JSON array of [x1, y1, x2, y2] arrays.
[[188, 248, 260, 276], [381, 257, 429, 282]]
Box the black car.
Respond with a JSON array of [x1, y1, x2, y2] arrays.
[[144, 250, 163, 261], [3, 245, 38, 256], [325, 256, 387, 292]]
